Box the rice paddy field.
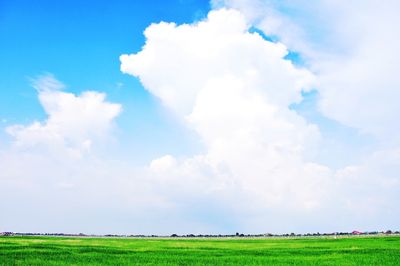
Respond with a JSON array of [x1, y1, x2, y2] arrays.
[[1, 235, 399, 265]]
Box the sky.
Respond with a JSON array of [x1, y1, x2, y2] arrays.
[[0, 0, 399, 235]]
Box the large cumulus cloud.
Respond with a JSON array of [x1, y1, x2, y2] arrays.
[[121, 9, 336, 232]]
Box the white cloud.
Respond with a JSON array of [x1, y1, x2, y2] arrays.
[[31, 73, 65, 92], [121, 8, 335, 230], [199, 1, 400, 231], [332, 147, 400, 229], [0, 75, 160, 234], [1, 74, 231, 234], [315, 1, 400, 141], [6, 74, 122, 158], [0, 149, 179, 234], [211, 0, 318, 59], [121, 9, 315, 115], [216, 0, 400, 142]]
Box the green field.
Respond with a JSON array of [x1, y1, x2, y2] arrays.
[[1, 235, 399, 265]]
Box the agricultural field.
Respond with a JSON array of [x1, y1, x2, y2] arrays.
[[0, 235, 399, 265]]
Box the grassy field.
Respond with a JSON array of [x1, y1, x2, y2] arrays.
[[1, 235, 399, 265]]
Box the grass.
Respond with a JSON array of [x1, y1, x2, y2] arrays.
[[1, 235, 399, 265]]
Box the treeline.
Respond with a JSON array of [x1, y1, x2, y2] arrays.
[[166, 230, 399, 238], [1, 230, 399, 238]]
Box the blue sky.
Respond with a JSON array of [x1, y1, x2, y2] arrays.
[[0, 0, 210, 162], [1, 0, 399, 235]]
